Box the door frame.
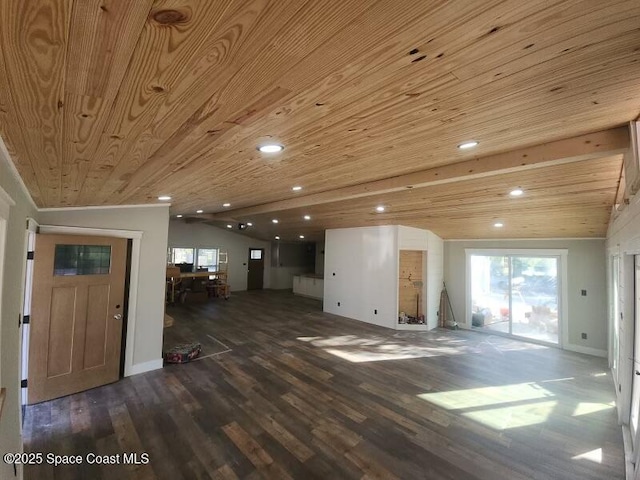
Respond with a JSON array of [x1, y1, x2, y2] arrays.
[[0, 185, 15, 386], [20, 218, 37, 423], [247, 247, 265, 290], [37, 225, 142, 377]]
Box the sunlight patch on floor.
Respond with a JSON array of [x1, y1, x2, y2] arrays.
[[463, 400, 558, 430], [418, 383, 555, 410], [572, 448, 603, 464], [298, 335, 465, 362], [324, 347, 449, 363], [572, 402, 615, 417], [298, 334, 558, 364]]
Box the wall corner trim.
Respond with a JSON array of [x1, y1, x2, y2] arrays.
[[125, 358, 163, 377]]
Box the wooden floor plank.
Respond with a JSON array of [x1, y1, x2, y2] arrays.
[[24, 291, 624, 480]]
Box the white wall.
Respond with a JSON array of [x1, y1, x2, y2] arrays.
[[444, 239, 607, 355], [168, 220, 271, 291], [607, 191, 640, 434], [38, 206, 170, 374], [324, 226, 398, 328], [324, 225, 443, 330], [0, 141, 38, 480]]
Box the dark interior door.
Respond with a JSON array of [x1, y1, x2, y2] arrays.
[[247, 248, 264, 290]]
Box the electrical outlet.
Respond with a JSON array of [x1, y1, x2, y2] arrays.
[[374, 309, 377, 314], [337, 302, 340, 307], [581, 332, 587, 339], [581, 289, 587, 296]]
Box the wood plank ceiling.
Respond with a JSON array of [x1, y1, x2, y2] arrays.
[[1, 0, 639, 239]]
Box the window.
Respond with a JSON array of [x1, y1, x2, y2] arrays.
[[197, 248, 218, 271], [54, 245, 111, 276], [169, 247, 219, 271], [467, 249, 566, 346], [171, 247, 194, 265], [250, 249, 263, 260]]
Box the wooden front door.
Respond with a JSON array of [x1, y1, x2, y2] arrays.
[[29, 234, 127, 403], [247, 248, 264, 290]]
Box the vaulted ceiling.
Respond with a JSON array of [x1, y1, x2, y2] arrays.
[[0, 0, 639, 240]]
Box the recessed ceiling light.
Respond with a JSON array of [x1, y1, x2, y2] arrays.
[[258, 143, 284, 153], [292, 186, 302, 191], [494, 222, 504, 228], [303, 215, 311, 220], [272, 219, 279, 224], [176, 214, 183, 218], [299, 235, 305, 239], [247, 222, 253, 226], [510, 188, 524, 197], [458, 141, 479, 150], [275, 235, 280, 240], [226, 224, 232, 228], [196, 209, 203, 214], [223, 203, 231, 207], [158, 195, 172, 201], [375, 205, 385, 213]]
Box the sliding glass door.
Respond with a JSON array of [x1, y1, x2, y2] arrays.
[[469, 253, 560, 345]]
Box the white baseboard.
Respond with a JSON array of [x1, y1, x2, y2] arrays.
[[563, 343, 607, 358], [125, 358, 163, 377]]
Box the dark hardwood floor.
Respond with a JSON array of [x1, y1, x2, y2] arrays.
[[24, 290, 624, 480]]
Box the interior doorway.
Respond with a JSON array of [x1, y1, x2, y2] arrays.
[[247, 248, 264, 290]]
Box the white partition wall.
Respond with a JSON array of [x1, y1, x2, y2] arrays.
[[324, 225, 443, 330], [324, 226, 397, 328]]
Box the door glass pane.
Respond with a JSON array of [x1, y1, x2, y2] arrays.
[[511, 256, 559, 344], [470, 255, 510, 333], [54, 245, 111, 276], [250, 249, 262, 260]]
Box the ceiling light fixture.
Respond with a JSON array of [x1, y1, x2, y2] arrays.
[[494, 222, 504, 228], [510, 188, 524, 197], [176, 214, 183, 218], [292, 186, 302, 191], [258, 143, 284, 153], [196, 209, 203, 214], [247, 222, 253, 227], [158, 195, 172, 201], [272, 219, 279, 224], [223, 203, 231, 207], [226, 224, 232, 229], [457, 141, 479, 150], [275, 235, 280, 240], [304, 215, 311, 220], [375, 205, 385, 213], [299, 235, 305, 239]]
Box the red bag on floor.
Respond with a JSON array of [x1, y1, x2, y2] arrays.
[[163, 343, 201, 364]]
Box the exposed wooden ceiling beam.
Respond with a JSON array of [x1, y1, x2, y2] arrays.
[[189, 126, 629, 222]]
